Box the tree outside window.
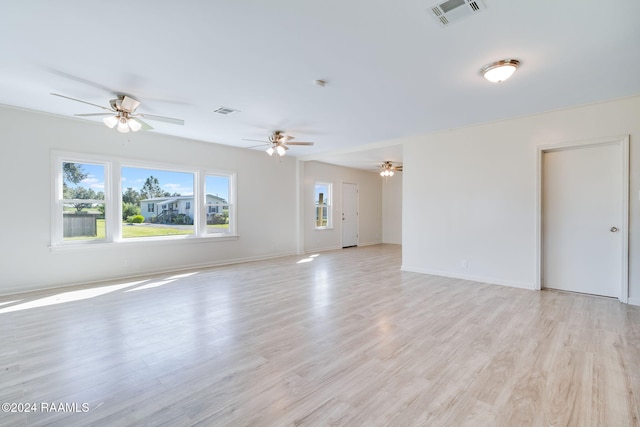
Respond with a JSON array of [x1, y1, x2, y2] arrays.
[[61, 162, 106, 241]]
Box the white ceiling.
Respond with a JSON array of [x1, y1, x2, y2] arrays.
[[1, 0, 639, 171]]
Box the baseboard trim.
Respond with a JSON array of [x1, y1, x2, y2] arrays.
[[303, 245, 342, 254], [304, 241, 383, 254], [400, 266, 534, 290], [357, 240, 383, 247], [628, 297, 640, 307]]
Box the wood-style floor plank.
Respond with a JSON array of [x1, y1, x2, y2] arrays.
[[0, 244, 639, 426]]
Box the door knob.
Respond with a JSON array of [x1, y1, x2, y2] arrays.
[[610, 226, 619, 232]]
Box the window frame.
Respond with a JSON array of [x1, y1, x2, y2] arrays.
[[52, 154, 112, 246], [51, 151, 237, 248], [314, 181, 333, 230]]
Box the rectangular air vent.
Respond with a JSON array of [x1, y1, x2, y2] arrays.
[[429, 0, 485, 26], [213, 106, 240, 115]]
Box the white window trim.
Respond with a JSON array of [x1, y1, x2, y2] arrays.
[[52, 153, 112, 246], [51, 151, 237, 249]]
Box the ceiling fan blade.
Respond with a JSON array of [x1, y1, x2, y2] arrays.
[[242, 138, 269, 144], [395, 166, 403, 171], [286, 141, 314, 146], [121, 96, 141, 113], [74, 113, 114, 117], [48, 69, 118, 95], [138, 113, 184, 126], [130, 117, 154, 131], [51, 93, 113, 111], [246, 144, 269, 149]]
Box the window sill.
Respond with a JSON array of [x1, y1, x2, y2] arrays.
[[50, 234, 239, 252], [315, 227, 334, 231]]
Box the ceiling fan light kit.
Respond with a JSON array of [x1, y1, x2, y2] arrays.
[[103, 111, 143, 133], [380, 161, 401, 177], [481, 59, 520, 83], [266, 141, 289, 157]]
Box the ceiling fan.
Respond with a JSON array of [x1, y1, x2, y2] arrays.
[[380, 161, 402, 177], [51, 93, 184, 133], [243, 130, 314, 156]]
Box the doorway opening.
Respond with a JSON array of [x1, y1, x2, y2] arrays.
[[342, 183, 358, 248]]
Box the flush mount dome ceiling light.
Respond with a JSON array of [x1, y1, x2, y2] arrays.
[[481, 59, 520, 83]]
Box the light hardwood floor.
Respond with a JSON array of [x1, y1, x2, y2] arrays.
[[1, 244, 639, 426]]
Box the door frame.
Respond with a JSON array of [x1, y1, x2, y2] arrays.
[[535, 135, 629, 302], [341, 182, 359, 248]]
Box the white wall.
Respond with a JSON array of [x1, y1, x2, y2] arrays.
[[382, 173, 402, 244], [0, 106, 299, 295], [303, 161, 382, 252], [401, 95, 640, 304]]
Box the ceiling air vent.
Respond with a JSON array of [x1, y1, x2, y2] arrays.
[[213, 106, 240, 115], [429, 0, 485, 26]]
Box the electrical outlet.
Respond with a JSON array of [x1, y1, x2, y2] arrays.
[[461, 259, 468, 269]]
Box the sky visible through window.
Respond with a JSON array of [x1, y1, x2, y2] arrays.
[[64, 163, 104, 192], [315, 183, 329, 204], [67, 163, 229, 201], [122, 167, 194, 197]]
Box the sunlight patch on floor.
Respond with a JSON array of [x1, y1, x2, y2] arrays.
[[297, 254, 320, 264], [0, 280, 147, 314], [125, 279, 177, 292], [0, 300, 22, 307], [165, 272, 199, 280]]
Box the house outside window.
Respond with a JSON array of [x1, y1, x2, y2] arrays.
[[205, 174, 231, 234], [315, 182, 332, 229], [123, 167, 195, 237]]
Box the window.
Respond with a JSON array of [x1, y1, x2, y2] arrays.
[[314, 182, 332, 228], [121, 167, 195, 238], [53, 152, 236, 246], [59, 161, 107, 242], [205, 174, 231, 234]]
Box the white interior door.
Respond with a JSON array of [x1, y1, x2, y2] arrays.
[[342, 183, 358, 248], [542, 142, 624, 298]]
